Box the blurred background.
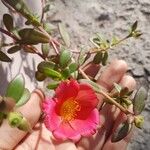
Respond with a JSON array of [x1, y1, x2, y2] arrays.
[[0, 0, 150, 149]]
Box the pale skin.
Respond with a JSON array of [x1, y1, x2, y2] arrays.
[[0, 59, 136, 150]]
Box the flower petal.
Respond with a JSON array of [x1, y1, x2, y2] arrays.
[[76, 84, 98, 119], [55, 80, 79, 101], [53, 122, 81, 142], [42, 99, 61, 131], [71, 109, 99, 137]]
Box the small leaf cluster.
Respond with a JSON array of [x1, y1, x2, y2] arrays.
[[112, 83, 133, 109], [128, 21, 142, 38], [0, 74, 31, 131], [36, 49, 78, 89], [111, 86, 147, 142]]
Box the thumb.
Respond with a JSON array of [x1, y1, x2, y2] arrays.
[[0, 89, 44, 150]]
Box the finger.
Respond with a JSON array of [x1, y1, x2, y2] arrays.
[[15, 123, 55, 150], [97, 59, 128, 91], [15, 122, 77, 150], [102, 75, 136, 150], [0, 89, 44, 150], [77, 60, 128, 150]]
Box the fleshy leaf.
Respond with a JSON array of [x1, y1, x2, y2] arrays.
[[58, 23, 70, 47], [35, 71, 46, 81], [47, 81, 60, 90], [7, 45, 21, 54], [102, 51, 108, 66], [43, 68, 62, 79], [42, 43, 50, 58], [3, 0, 41, 26], [69, 63, 78, 73], [16, 88, 30, 107], [59, 49, 71, 68], [8, 112, 23, 127], [61, 68, 70, 79], [131, 21, 138, 32], [3, 14, 14, 32], [18, 28, 49, 44], [0, 51, 12, 62], [111, 121, 132, 142], [93, 52, 103, 64], [6, 74, 25, 103], [133, 87, 147, 115], [18, 117, 31, 132], [37, 61, 55, 73]]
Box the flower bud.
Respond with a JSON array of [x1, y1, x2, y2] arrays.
[[18, 117, 31, 132], [134, 115, 144, 129], [8, 112, 23, 127]]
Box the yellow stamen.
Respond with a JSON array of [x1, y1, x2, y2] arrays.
[[60, 98, 81, 122]]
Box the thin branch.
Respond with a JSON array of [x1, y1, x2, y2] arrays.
[[90, 36, 129, 54], [40, 0, 45, 23], [0, 28, 17, 40], [98, 90, 133, 115]]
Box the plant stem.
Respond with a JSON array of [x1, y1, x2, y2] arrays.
[[0, 28, 17, 41], [98, 90, 132, 114], [0, 27, 45, 60], [90, 36, 129, 54], [40, 0, 45, 23]]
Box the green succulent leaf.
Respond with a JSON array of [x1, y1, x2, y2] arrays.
[[131, 21, 138, 32], [37, 61, 55, 73], [18, 28, 49, 44], [47, 81, 60, 90], [58, 23, 70, 47], [133, 87, 147, 115], [42, 43, 50, 58], [61, 68, 70, 79], [111, 121, 132, 142], [3, 14, 14, 32], [35, 71, 46, 81], [69, 63, 78, 73], [7, 45, 21, 54], [93, 52, 103, 64], [111, 36, 119, 46], [102, 51, 108, 66], [43, 68, 62, 79], [6, 74, 25, 103], [0, 51, 12, 62], [59, 49, 71, 68], [16, 88, 30, 107], [78, 48, 88, 66], [3, 0, 41, 26], [43, 23, 55, 34], [8, 112, 23, 127], [18, 117, 31, 132]]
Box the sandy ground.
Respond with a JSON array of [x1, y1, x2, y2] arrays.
[[0, 0, 150, 149]]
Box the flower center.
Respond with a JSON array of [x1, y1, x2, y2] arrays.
[[60, 98, 81, 122]]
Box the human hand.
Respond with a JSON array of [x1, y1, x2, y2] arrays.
[[0, 60, 136, 150]]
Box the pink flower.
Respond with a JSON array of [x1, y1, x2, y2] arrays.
[[42, 80, 100, 141]]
